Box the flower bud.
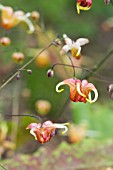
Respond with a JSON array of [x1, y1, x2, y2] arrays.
[[16, 74, 20, 80], [53, 39, 62, 47], [27, 69, 32, 74], [107, 84, 113, 100], [12, 52, 25, 64], [0, 37, 11, 46], [104, 0, 110, 4], [31, 11, 40, 20], [35, 100, 51, 116], [47, 69, 54, 78]]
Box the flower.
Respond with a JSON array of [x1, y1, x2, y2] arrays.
[[0, 4, 34, 33], [56, 78, 98, 104], [12, 52, 25, 63], [26, 121, 69, 144], [61, 34, 89, 59], [76, 0, 92, 14]]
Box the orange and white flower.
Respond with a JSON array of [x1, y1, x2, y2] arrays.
[[26, 121, 69, 144], [0, 4, 34, 33], [56, 78, 98, 104], [61, 34, 89, 59]]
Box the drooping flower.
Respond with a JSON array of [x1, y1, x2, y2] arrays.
[[61, 34, 89, 59], [0, 4, 34, 33], [26, 121, 69, 144], [76, 0, 92, 14], [56, 78, 98, 104]]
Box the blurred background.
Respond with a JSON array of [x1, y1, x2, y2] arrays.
[[1, 0, 113, 169]]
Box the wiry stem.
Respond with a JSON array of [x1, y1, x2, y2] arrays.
[[51, 63, 113, 83], [83, 49, 113, 79], [67, 53, 76, 78], [0, 164, 8, 170], [6, 114, 42, 123], [0, 42, 53, 91]]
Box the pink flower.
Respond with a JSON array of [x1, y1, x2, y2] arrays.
[[56, 78, 98, 103], [76, 0, 92, 14], [26, 121, 69, 144]]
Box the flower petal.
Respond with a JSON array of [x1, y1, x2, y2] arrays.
[[19, 13, 34, 33], [0, 4, 4, 10], [56, 82, 65, 93], [54, 123, 69, 134], [76, 38, 89, 46], [86, 88, 98, 103], [63, 34, 73, 47], [76, 82, 86, 97], [30, 129, 37, 140], [61, 44, 71, 53]]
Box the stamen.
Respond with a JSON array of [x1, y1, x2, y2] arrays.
[[56, 82, 65, 93], [76, 82, 86, 97]]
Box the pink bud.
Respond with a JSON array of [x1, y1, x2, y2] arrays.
[[104, 0, 110, 4]]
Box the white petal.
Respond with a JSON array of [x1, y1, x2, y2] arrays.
[[30, 129, 37, 140], [76, 38, 89, 46], [63, 34, 73, 47], [0, 4, 4, 10], [19, 15, 34, 34], [54, 123, 69, 134], [76, 82, 86, 97], [56, 82, 65, 93], [86, 89, 98, 103], [62, 45, 71, 53]]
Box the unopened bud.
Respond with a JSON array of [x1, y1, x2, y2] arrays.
[[53, 39, 62, 47], [16, 74, 20, 80], [27, 69, 32, 74], [31, 11, 40, 20], [12, 52, 25, 64], [107, 84, 113, 100], [0, 37, 11, 46], [104, 0, 110, 5], [47, 69, 54, 78], [107, 84, 113, 93]]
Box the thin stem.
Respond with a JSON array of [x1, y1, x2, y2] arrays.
[[67, 53, 76, 78], [0, 42, 53, 91], [52, 63, 113, 83], [6, 114, 42, 123], [84, 49, 113, 79], [0, 164, 8, 170]]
